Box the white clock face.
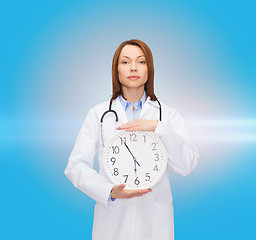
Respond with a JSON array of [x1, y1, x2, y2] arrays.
[[103, 130, 168, 190]]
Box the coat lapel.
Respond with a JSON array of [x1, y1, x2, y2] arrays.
[[111, 97, 128, 125], [139, 97, 160, 119]]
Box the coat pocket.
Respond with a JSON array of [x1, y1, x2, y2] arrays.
[[152, 201, 174, 240], [92, 203, 113, 240]]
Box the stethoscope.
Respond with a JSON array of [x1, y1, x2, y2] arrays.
[[100, 99, 162, 147]]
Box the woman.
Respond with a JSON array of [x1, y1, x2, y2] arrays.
[[64, 39, 199, 240]]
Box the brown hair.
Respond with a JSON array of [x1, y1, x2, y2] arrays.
[[111, 39, 157, 102]]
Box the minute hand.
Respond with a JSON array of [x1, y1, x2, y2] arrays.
[[123, 142, 136, 159], [123, 142, 141, 167]]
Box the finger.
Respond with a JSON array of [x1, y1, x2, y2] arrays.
[[130, 191, 148, 198], [126, 188, 152, 198], [123, 122, 139, 130], [125, 126, 140, 131], [125, 125, 143, 131], [117, 184, 125, 190], [117, 123, 133, 129], [117, 126, 136, 131], [117, 120, 139, 129], [116, 125, 129, 130], [124, 120, 146, 131]]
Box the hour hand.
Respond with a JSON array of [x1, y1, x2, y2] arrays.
[[134, 157, 140, 167]]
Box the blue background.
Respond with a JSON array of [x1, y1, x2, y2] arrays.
[[1, 0, 255, 239]]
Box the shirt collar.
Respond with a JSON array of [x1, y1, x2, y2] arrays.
[[119, 91, 147, 110]]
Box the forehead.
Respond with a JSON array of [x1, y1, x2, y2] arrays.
[[119, 45, 145, 58]]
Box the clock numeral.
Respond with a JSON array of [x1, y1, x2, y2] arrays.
[[154, 153, 159, 161], [153, 165, 159, 171], [152, 142, 157, 151], [145, 173, 151, 181], [134, 177, 140, 186], [129, 133, 137, 142], [113, 168, 119, 176], [123, 174, 128, 183], [120, 137, 126, 145], [143, 135, 146, 143], [112, 146, 120, 154], [110, 157, 116, 165]]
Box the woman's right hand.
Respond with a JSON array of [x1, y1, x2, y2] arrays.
[[111, 184, 152, 199]]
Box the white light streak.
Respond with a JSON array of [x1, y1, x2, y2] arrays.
[[1, 118, 256, 143], [187, 119, 256, 142]]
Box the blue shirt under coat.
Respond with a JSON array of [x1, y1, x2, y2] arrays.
[[118, 91, 147, 122]]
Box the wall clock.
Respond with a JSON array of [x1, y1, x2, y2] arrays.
[[103, 130, 168, 190]]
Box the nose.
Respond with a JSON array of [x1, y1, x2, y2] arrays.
[[130, 61, 137, 71]]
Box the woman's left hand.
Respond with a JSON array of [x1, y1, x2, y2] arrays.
[[117, 119, 158, 132]]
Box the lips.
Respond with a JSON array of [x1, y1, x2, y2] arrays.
[[128, 76, 139, 80]]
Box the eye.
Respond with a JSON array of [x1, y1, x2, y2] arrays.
[[139, 60, 146, 64], [122, 61, 129, 64]]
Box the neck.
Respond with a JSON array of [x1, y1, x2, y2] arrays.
[[122, 86, 145, 103]]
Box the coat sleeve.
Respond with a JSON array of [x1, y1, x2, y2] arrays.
[[154, 107, 199, 176], [64, 108, 114, 208]]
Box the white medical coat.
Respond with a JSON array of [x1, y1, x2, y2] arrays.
[[64, 97, 199, 240]]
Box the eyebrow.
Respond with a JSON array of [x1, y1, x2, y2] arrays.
[[120, 55, 146, 59]]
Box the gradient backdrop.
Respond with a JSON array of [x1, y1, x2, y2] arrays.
[[1, 0, 255, 239]]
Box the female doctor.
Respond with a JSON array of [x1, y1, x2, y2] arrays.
[[64, 39, 199, 240]]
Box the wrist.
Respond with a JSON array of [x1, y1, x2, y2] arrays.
[[153, 120, 158, 131], [110, 188, 115, 200]]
